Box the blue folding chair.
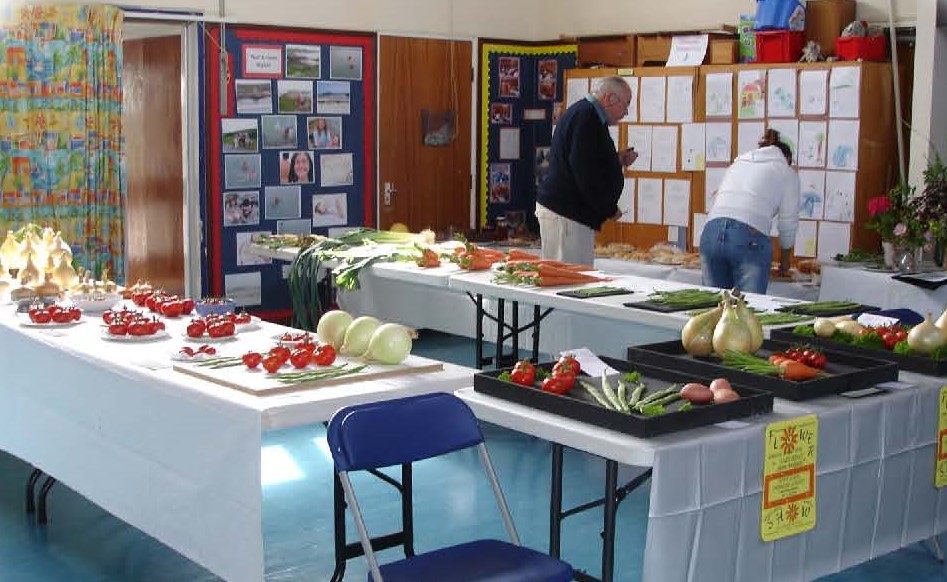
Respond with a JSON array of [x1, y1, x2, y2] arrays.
[[326, 392, 574, 582]]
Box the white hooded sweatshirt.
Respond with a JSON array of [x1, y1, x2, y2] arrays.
[[707, 146, 800, 250]]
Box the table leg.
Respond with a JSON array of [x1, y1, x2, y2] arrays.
[[37, 476, 56, 525], [474, 293, 486, 369], [601, 460, 618, 582], [549, 443, 564, 558], [511, 301, 520, 361], [927, 535, 945, 563], [495, 298, 506, 368], [26, 468, 42, 515], [531, 306, 542, 362]]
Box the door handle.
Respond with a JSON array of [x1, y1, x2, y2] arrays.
[[383, 182, 397, 206]]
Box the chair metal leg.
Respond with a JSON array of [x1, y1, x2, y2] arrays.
[[37, 476, 56, 524], [330, 472, 348, 582], [401, 463, 415, 558], [927, 535, 945, 563], [26, 468, 43, 514]]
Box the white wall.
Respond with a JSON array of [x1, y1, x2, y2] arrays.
[[908, 0, 947, 186]]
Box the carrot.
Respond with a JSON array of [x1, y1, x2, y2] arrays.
[[507, 249, 540, 261], [535, 264, 605, 280], [532, 276, 602, 287], [777, 360, 821, 381], [458, 253, 495, 271], [769, 354, 790, 366]]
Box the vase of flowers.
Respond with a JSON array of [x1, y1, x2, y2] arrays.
[[866, 183, 931, 270]]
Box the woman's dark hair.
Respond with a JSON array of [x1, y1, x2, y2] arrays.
[[759, 128, 793, 164], [288, 152, 314, 183]]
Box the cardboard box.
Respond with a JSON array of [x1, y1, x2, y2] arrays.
[[805, 0, 856, 57], [577, 35, 636, 67], [635, 35, 673, 66], [709, 38, 739, 64]]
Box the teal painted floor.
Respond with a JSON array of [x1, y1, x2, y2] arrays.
[[0, 330, 945, 581]]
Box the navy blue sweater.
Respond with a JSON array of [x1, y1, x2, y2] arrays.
[[536, 98, 623, 231]]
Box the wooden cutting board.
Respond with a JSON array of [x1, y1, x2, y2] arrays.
[[173, 355, 444, 397]]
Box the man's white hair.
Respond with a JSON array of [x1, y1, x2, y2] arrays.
[[591, 76, 630, 97]]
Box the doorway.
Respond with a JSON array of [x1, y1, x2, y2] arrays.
[[377, 35, 473, 233]]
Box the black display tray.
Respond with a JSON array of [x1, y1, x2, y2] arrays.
[[770, 329, 946, 377], [472, 356, 774, 438], [623, 298, 720, 313], [556, 286, 634, 299], [892, 271, 947, 290], [627, 339, 899, 401], [775, 302, 880, 317]]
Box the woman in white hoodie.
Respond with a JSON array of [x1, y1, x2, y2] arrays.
[[700, 129, 800, 294]]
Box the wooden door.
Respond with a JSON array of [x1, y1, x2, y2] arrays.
[[378, 36, 472, 233], [123, 35, 186, 294]]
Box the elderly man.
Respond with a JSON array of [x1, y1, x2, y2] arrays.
[[535, 76, 638, 265]]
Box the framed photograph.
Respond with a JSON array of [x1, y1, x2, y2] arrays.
[[535, 147, 551, 188], [234, 80, 273, 115], [264, 185, 302, 220], [279, 150, 315, 185], [224, 154, 262, 189], [285, 44, 321, 79], [489, 163, 511, 203], [312, 193, 349, 227], [490, 103, 512, 124], [523, 108, 546, 121], [242, 45, 283, 79], [307, 116, 342, 149], [277, 80, 314, 114], [221, 118, 259, 153], [260, 115, 297, 149], [225, 272, 261, 307], [538, 59, 558, 101], [329, 46, 363, 80], [276, 219, 313, 234], [316, 81, 351, 115], [236, 232, 273, 266], [498, 56, 520, 99], [320, 153, 354, 187], [223, 191, 260, 226]]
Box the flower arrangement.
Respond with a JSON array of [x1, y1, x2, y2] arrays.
[[917, 156, 947, 250], [866, 182, 930, 249]]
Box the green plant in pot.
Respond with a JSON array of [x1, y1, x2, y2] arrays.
[[917, 155, 947, 267]]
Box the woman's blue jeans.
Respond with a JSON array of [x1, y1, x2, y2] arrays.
[[699, 217, 773, 294]]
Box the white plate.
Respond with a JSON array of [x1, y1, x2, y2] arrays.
[[271, 331, 316, 345], [18, 317, 84, 329], [68, 293, 122, 313], [182, 332, 238, 344], [170, 349, 222, 362], [101, 329, 170, 342], [235, 316, 262, 331]]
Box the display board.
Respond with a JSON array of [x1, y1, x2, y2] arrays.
[[577, 62, 896, 262], [477, 41, 577, 229], [205, 26, 375, 318]]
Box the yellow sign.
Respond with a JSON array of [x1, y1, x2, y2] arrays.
[[936, 386, 947, 488], [761, 415, 818, 542], [616, 67, 635, 76]]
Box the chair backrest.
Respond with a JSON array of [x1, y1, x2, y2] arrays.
[[327, 392, 485, 472]]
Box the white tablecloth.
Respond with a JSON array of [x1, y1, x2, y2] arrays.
[[458, 371, 947, 582], [0, 309, 475, 582], [819, 265, 947, 315]]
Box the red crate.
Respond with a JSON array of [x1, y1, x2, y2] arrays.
[[836, 35, 887, 61], [755, 30, 805, 63]]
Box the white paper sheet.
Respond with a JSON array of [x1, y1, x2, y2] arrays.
[[666, 76, 694, 123], [663, 179, 691, 227], [827, 119, 860, 170], [766, 118, 799, 164], [704, 166, 727, 211], [617, 178, 635, 223], [800, 69, 828, 115], [798, 169, 826, 220], [692, 212, 708, 247], [666, 34, 709, 67], [620, 76, 639, 123], [680, 123, 706, 171], [499, 127, 520, 160], [637, 178, 663, 224], [737, 121, 765, 156], [817, 221, 851, 261], [625, 125, 653, 171], [829, 66, 860, 118], [608, 126, 620, 151], [639, 77, 667, 123], [651, 126, 679, 173], [705, 122, 733, 163], [225, 272, 262, 307], [705, 72, 733, 118], [794, 220, 818, 257], [798, 121, 828, 168], [767, 68, 797, 117], [737, 69, 765, 119], [566, 78, 589, 108], [823, 171, 857, 222]]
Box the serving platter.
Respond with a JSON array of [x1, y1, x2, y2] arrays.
[[101, 329, 170, 342]]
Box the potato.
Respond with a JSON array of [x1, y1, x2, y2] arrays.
[[680, 382, 714, 404], [709, 378, 732, 393], [712, 388, 741, 403]]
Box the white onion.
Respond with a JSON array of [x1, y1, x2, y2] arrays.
[[317, 309, 353, 349], [935, 307, 947, 333], [340, 316, 381, 357], [907, 313, 947, 355], [813, 318, 836, 338], [681, 305, 722, 357], [712, 300, 753, 355], [365, 323, 413, 364]]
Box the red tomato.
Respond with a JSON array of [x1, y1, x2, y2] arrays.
[[541, 374, 575, 395], [29, 308, 51, 324], [180, 298, 195, 315], [262, 355, 283, 374], [289, 348, 311, 369], [52, 310, 73, 324], [179, 346, 195, 357], [808, 353, 827, 369], [242, 351, 263, 369], [269, 345, 291, 365], [161, 300, 184, 318], [186, 320, 206, 338], [312, 344, 337, 366], [108, 322, 128, 335], [234, 312, 252, 325], [557, 354, 581, 375], [198, 345, 217, 355], [69, 307, 81, 321], [510, 360, 536, 386], [552, 360, 578, 377], [128, 320, 152, 336]]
